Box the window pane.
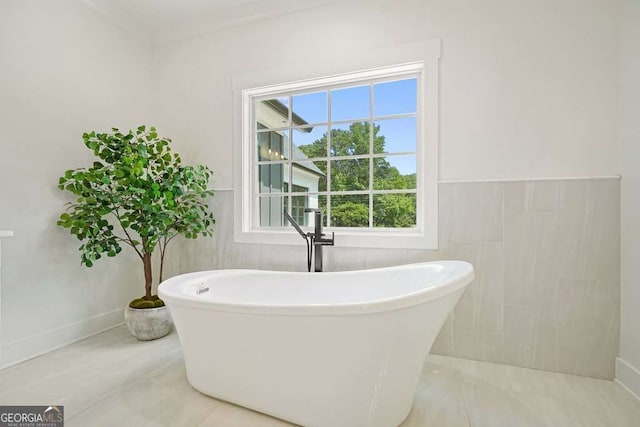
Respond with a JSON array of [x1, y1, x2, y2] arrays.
[[373, 193, 416, 228], [373, 78, 417, 117], [373, 156, 416, 190], [256, 97, 289, 129], [330, 194, 370, 227], [292, 126, 327, 160], [330, 159, 369, 191], [258, 163, 288, 194], [286, 194, 326, 227], [293, 160, 326, 192], [290, 195, 309, 226], [257, 129, 289, 161], [330, 122, 370, 156], [259, 196, 286, 226], [292, 91, 327, 124], [331, 85, 369, 122], [374, 118, 416, 154], [318, 195, 328, 227]]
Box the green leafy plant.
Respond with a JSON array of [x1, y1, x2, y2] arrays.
[[57, 126, 215, 308]]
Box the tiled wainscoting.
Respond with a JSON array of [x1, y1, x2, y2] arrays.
[[433, 178, 620, 379], [176, 177, 620, 379]]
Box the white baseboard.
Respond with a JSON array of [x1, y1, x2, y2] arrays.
[[1, 308, 124, 369], [615, 357, 640, 401]]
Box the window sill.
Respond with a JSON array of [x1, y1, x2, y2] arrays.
[[234, 228, 437, 250]]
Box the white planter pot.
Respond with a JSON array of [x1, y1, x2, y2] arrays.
[[124, 306, 172, 341]]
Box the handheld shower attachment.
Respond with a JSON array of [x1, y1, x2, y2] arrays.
[[284, 210, 313, 272]]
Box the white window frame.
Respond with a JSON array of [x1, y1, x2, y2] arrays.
[[233, 40, 440, 249]]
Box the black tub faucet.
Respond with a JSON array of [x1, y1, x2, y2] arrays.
[[283, 209, 334, 272], [304, 208, 334, 272]]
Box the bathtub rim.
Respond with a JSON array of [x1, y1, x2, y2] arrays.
[[159, 260, 473, 316]]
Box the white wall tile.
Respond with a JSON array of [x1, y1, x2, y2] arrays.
[[556, 278, 620, 378], [451, 183, 503, 242], [504, 181, 559, 212], [453, 329, 502, 364], [503, 304, 559, 372], [504, 211, 559, 306], [558, 179, 620, 281], [449, 241, 504, 334]]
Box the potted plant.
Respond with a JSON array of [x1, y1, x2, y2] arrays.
[[57, 126, 215, 340]]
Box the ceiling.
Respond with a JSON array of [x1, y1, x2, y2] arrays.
[[83, 0, 341, 44]]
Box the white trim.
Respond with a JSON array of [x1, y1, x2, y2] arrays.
[[257, 190, 418, 197], [247, 62, 424, 98], [616, 379, 640, 402], [219, 175, 621, 192], [257, 152, 418, 162], [0, 231, 11, 373], [615, 357, 640, 401], [438, 175, 622, 184], [0, 308, 125, 369], [233, 39, 441, 249]]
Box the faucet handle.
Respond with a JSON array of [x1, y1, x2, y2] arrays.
[[317, 231, 335, 246]]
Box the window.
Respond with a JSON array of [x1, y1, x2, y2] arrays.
[[255, 74, 419, 231], [235, 52, 440, 249]]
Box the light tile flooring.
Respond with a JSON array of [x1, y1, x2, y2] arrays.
[[1, 326, 639, 426]]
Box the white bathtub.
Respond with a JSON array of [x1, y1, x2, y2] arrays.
[[158, 261, 473, 427]]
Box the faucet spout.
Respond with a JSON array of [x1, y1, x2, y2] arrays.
[[283, 210, 307, 240]]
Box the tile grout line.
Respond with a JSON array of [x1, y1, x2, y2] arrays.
[[501, 181, 505, 365], [555, 181, 562, 372]]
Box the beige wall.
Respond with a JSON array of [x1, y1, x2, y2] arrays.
[[618, 0, 640, 394], [0, 0, 152, 367]]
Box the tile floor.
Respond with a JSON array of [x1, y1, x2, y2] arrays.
[[1, 326, 639, 426]]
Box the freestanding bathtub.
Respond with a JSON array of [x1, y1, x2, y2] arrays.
[[158, 261, 473, 427]]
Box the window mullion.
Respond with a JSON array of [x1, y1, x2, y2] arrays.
[[369, 83, 374, 229], [287, 95, 292, 221], [326, 89, 332, 227]]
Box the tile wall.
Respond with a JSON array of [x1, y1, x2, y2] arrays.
[[433, 178, 620, 379], [175, 177, 620, 379]]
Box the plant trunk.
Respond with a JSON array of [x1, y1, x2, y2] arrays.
[[143, 252, 153, 300], [159, 240, 166, 285], [158, 259, 164, 285]]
